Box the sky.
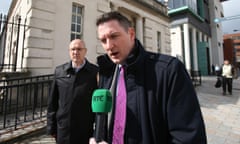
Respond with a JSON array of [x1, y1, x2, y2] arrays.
[[0, 0, 12, 15], [0, 0, 239, 34], [221, 0, 240, 34]]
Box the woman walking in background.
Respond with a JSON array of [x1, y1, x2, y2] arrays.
[[221, 60, 233, 95]]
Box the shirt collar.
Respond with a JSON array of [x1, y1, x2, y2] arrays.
[[72, 59, 86, 72]]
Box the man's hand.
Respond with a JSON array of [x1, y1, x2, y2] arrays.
[[89, 137, 108, 144]]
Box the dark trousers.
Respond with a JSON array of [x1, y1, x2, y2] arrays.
[[222, 77, 232, 94]]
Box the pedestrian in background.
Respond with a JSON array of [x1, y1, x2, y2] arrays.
[[90, 11, 206, 144], [221, 60, 233, 95], [47, 39, 98, 144]]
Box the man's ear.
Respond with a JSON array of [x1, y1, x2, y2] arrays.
[[128, 28, 135, 40]]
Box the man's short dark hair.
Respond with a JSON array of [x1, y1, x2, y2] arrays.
[[96, 11, 132, 31]]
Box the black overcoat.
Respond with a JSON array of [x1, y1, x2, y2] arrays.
[[97, 39, 207, 144], [47, 60, 98, 144]]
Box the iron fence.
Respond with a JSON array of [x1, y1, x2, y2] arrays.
[[0, 13, 27, 72], [0, 74, 53, 131]]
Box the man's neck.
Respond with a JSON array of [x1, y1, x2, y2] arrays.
[[72, 59, 86, 68]]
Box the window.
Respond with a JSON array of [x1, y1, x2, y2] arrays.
[[234, 42, 240, 47], [71, 4, 83, 40]]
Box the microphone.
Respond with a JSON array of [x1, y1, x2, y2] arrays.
[[92, 89, 112, 142]]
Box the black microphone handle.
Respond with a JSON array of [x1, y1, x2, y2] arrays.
[[95, 113, 106, 142]]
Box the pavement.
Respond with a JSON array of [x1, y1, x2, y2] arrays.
[[196, 76, 240, 144], [1, 76, 240, 144]]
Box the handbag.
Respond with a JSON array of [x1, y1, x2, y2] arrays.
[[233, 67, 239, 79], [215, 77, 222, 88]]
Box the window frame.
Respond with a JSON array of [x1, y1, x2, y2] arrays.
[[71, 3, 84, 41]]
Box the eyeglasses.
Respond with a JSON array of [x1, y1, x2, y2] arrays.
[[70, 48, 86, 52]]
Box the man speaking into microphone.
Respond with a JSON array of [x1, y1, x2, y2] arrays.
[[90, 11, 206, 144]]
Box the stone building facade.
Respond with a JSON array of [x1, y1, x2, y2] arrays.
[[2, 0, 170, 76]]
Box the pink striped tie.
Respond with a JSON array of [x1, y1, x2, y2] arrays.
[[112, 66, 126, 144]]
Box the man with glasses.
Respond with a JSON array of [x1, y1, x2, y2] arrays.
[[47, 39, 98, 144]]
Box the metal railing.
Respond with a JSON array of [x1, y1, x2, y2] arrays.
[[0, 13, 27, 72], [0, 74, 53, 131]]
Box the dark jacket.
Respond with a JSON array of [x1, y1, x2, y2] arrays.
[[97, 39, 207, 144], [47, 60, 98, 144]]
